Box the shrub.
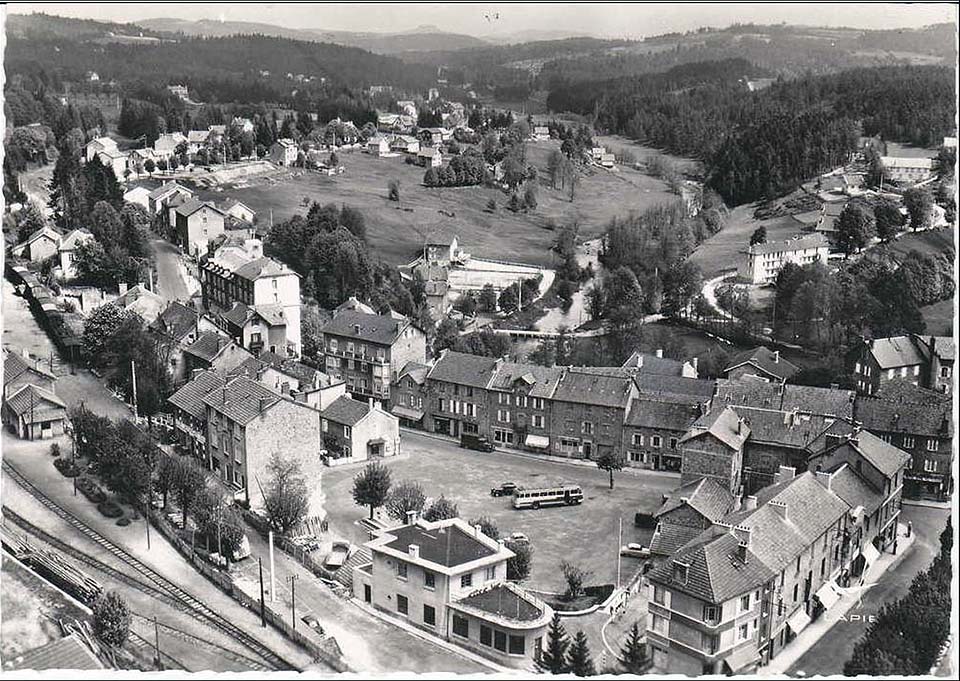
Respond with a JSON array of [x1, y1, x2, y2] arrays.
[[116, 517, 131, 527], [54, 457, 81, 478], [50, 443, 61, 458], [92, 591, 130, 647], [97, 500, 124, 518]]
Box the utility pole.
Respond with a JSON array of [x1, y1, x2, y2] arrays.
[[616, 516, 623, 589], [145, 479, 152, 550], [258, 557, 266, 627], [290, 574, 299, 631], [269, 530, 276, 602], [153, 616, 162, 670], [130, 359, 139, 420]]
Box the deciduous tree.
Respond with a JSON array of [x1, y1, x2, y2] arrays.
[[352, 462, 392, 520], [264, 454, 311, 535], [93, 591, 130, 647], [385, 480, 427, 523], [422, 495, 459, 521]]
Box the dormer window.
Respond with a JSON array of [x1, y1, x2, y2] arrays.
[[673, 561, 689, 584]]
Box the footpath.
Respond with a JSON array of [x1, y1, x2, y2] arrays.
[[761, 521, 915, 676]]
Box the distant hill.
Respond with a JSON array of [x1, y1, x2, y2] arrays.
[[137, 17, 490, 53], [6, 11, 166, 41]]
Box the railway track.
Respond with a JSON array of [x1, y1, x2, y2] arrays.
[[2, 460, 296, 671], [129, 612, 269, 671]]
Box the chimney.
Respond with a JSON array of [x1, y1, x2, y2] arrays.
[[773, 350, 780, 364], [737, 417, 744, 436], [744, 495, 758, 511], [474, 524, 483, 537], [21, 348, 30, 360], [221, 387, 228, 403], [408, 544, 420, 559], [259, 396, 271, 412], [637, 354, 644, 369], [778, 465, 796, 481], [692, 357, 699, 374], [656, 348, 663, 359], [406, 510, 418, 524], [816, 470, 832, 491], [769, 500, 788, 520], [118, 282, 128, 295], [733, 524, 752, 546]]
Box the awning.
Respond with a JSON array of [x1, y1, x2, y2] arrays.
[[815, 583, 841, 610], [525, 434, 550, 449], [391, 406, 424, 421], [862, 542, 881, 566], [787, 609, 812, 636], [723, 644, 761, 674]]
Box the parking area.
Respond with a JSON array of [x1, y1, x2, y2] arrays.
[[322, 430, 679, 592]]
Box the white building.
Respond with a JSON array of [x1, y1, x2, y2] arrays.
[[739, 233, 830, 285], [85, 137, 118, 163], [880, 156, 935, 185], [58, 229, 96, 280]]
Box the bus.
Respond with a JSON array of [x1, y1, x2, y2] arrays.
[[513, 484, 584, 510]]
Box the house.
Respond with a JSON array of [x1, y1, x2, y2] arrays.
[[231, 352, 346, 411], [2, 384, 68, 440], [391, 362, 430, 427], [200, 238, 302, 357], [678, 406, 750, 494], [220, 302, 290, 357], [366, 136, 390, 157], [232, 117, 255, 134], [222, 199, 256, 225], [148, 301, 217, 386], [96, 149, 130, 179], [590, 147, 606, 161], [173, 199, 227, 256], [486, 362, 564, 452], [58, 228, 96, 280], [918, 335, 954, 394], [127, 148, 158, 175], [417, 147, 443, 168], [635, 374, 717, 403], [547, 367, 638, 460], [852, 335, 929, 395], [321, 396, 400, 465], [268, 138, 299, 166], [85, 136, 118, 162], [168, 369, 227, 459], [389, 135, 420, 154], [183, 332, 252, 376], [714, 378, 856, 420], [424, 351, 499, 440], [11, 226, 61, 262], [201, 375, 323, 512], [167, 84, 190, 100], [186, 130, 211, 155], [123, 185, 152, 210], [113, 283, 166, 324], [624, 398, 704, 472], [880, 156, 934, 185], [352, 516, 552, 669], [423, 234, 466, 267], [396, 100, 418, 120], [153, 132, 187, 159], [622, 349, 699, 378], [599, 153, 616, 168], [944, 136, 958, 149], [724, 347, 799, 384], [3, 349, 57, 400], [147, 181, 194, 217], [649, 477, 736, 556], [739, 234, 829, 285], [320, 308, 427, 401], [532, 126, 550, 141]]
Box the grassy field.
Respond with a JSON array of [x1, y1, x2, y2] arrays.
[[921, 298, 954, 336], [192, 140, 677, 267], [873, 228, 955, 260], [593, 135, 704, 174]]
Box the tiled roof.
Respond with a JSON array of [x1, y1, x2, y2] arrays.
[[167, 370, 226, 420], [427, 351, 499, 389], [382, 522, 496, 568], [682, 407, 750, 450], [4, 384, 67, 420], [221, 301, 256, 327], [737, 472, 849, 547], [321, 310, 408, 346], [147, 181, 192, 201], [150, 301, 198, 341], [3, 350, 56, 385], [184, 332, 233, 363], [398, 362, 431, 385], [655, 477, 735, 522], [827, 465, 884, 515], [5, 634, 104, 671], [233, 257, 293, 281], [849, 431, 912, 479], [855, 396, 952, 438], [715, 378, 856, 419], [867, 336, 926, 369], [201, 375, 282, 425], [732, 406, 838, 450], [322, 395, 371, 427], [552, 367, 635, 408], [748, 233, 828, 256], [489, 362, 563, 399], [649, 523, 703, 556], [873, 379, 952, 407], [59, 228, 94, 251], [635, 374, 716, 401], [626, 398, 701, 432], [454, 583, 545, 623], [621, 351, 688, 376], [725, 347, 799, 382], [174, 198, 226, 219], [930, 336, 955, 361]]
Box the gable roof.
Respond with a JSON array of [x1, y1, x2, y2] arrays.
[[748, 233, 828, 256], [621, 351, 689, 376], [148, 181, 193, 201], [715, 378, 856, 419], [866, 336, 926, 369], [855, 395, 952, 438], [58, 228, 95, 251], [201, 375, 283, 425], [827, 464, 885, 515], [322, 395, 371, 427], [731, 406, 838, 451], [4, 384, 67, 420], [681, 406, 749, 450], [649, 522, 704, 557], [626, 398, 702, 433], [5, 633, 105, 671], [19, 226, 61, 248], [552, 366, 636, 408], [848, 430, 912, 479], [635, 374, 716, 402], [3, 350, 56, 385], [167, 370, 227, 420], [398, 361, 431, 385], [427, 351, 499, 389], [183, 331, 234, 363], [725, 347, 799, 382], [150, 301, 199, 341], [232, 257, 296, 282], [175, 198, 226, 219], [321, 309, 411, 346], [489, 362, 563, 399], [655, 477, 735, 522]]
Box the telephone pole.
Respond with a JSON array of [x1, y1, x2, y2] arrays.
[[258, 557, 266, 627], [290, 575, 299, 631], [153, 616, 162, 670], [130, 359, 139, 419]]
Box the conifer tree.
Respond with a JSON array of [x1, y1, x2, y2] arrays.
[[567, 630, 596, 677], [618, 622, 648, 674], [537, 613, 571, 674]]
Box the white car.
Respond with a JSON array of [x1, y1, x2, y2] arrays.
[[509, 532, 530, 544], [620, 543, 651, 558]]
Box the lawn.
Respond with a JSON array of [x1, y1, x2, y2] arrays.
[[188, 140, 677, 267], [321, 430, 677, 592], [921, 298, 955, 336]]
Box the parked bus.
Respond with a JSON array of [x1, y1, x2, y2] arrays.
[[513, 484, 584, 510]]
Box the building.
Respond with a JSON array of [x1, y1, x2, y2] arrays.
[[113, 283, 166, 324], [486, 362, 564, 452], [622, 349, 698, 378], [417, 147, 443, 168], [3, 349, 57, 401], [389, 135, 420, 154], [148, 301, 216, 387], [168, 369, 227, 459], [366, 136, 390, 156], [186, 129, 211, 155], [352, 516, 552, 669], [321, 396, 400, 465], [173, 199, 227, 256], [85, 136, 117, 162], [12, 227, 61, 262], [127, 148, 158, 175], [853, 335, 932, 395], [738, 234, 829, 285], [268, 138, 299, 166], [153, 132, 187, 160], [5, 633, 105, 672], [724, 347, 799, 384], [320, 309, 427, 402], [880, 156, 934, 185], [123, 185, 152, 210], [201, 375, 323, 509], [715, 378, 856, 420], [624, 398, 704, 472], [679, 406, 750, 494], [223, 199, 256, 224], [391, 362, 430, 427], [649, 477, 736, 557], [920, 335, 954, 394], [231, 352, 346, 411], [532, 126, 550, 141], [183, 332, 251, 376], [147, 180, 194, 217], [423, 351, 499, 439], [2, 383, 68, 440], [200, 239, 302, 357], [220, 302, 290, 357], [96, 149, 130, 179], [167, 84, 190, 100], [548, 367, 638, 460]]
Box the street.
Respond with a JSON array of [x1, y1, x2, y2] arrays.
[[787, 504, 952, 676], [149, 238, 194, 302]]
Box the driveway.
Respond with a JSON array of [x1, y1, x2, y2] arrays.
[[150, 239, 193, 302], [700, 271, 738, 321]]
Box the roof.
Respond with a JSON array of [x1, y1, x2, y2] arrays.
[[148, 181, 193, 201], [150, 301, 198, 341], [748, 233, 828, 256], [848, 430, 912, 479], [827, 464, 884, 515], [167, 370, 226, 420], [201, 375, 282, 425], [715, 378, 856, 419], [649, 522, 704, 556], [223, 199, 255, 215], [725, 347, 799, 382], [880, 156, 934, 170], [183, 331, 234, 363], [398, 361, 431, 385], [174, 198, 226, 219], [681, 407, 750, 450], [655, 477, 735, 521], [873, 378, 953, 407], [866, 336, 926, 369], [929, 336, 955, 361], [635, 374, 716, 401], [4, 350, 56, 385], [489, 362, 563, 399], [5, 634, 104, 671], [427, 351, 498, 389], [855, 395, 952, 438], [322, 395, 371, 427], [19, 226, 61, 248], [453, 582, 545, 623], [58, 228, 94, 251], [187, 130, 211, 143], [552, 366, 636, 408], [322, 310, 410, 346], [626, 398, 701, 432], [418, 147, 440, 157], [621, 351, 688, 376], [381, 521, 497, 568], [233, 257, 295, 282], [731, 406, 838, 450], [4, 384, 67, 420]]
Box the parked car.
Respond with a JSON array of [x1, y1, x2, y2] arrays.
[[620, 543, 651, 559], [490, 482, 518, 497], [508, 532, 529, 544], [324, 541, 351, 569], [461, 433, 496, 452], [301, 614, 325, 635]]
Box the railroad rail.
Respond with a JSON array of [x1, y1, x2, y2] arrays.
[[1, 460, 296, 671], [129, 612, 269, 671]]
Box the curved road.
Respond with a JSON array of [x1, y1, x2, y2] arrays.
[[150, 239, 192, 302]]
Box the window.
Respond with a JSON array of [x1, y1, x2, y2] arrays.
[[653, 585, 666, 605], [792, 583, 798, 602], [796, 556, 801, 573], [632, 433, 644, 447], [927, 439, 939, 452], [396, 562, 407, 579], [532, 398, 544, 410], [902, 436, 915, 449], [670, 437, 678, 450], [461, 573, 473, 588], [652, 614, 667, 634], [494, 630, 507, 652], [516, 395, 527, 408], [652, 435, 663, 448], [423, 604, 436, 626], [740, 595, 751, 612], [498, 392, 509, 404], [855, 362, 861, 373], [396, 594, 408, 615], [485, 566, 497, 582], [738, 624, 749, 641], [347, 342, 355, 355], [344, 425, 352, 439], [424, 571, 435, 590], [480, 625, 492, 647], [509, 635, 525, 655], [532, 414, 545, 429], [924, 459, 939, 473], [498, 409, 511, 423], [820, 557, 826, 577], [701, 633, 718, 654], [703, 605, 718, 623], [582, 421, 593, 435], [452, 615, 469, 638]]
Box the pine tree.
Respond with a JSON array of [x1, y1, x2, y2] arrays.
[[567, 631, 596, 677], [537, 613, 571, 674], [619, 622, 649, 674]]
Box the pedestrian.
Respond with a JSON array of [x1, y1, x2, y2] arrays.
[[907, 521, 913, 538]]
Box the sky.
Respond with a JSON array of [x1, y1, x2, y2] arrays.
[[7, 2, 958, 38]]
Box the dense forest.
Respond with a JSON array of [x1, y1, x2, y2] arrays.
[[549, 63, 956, 204]]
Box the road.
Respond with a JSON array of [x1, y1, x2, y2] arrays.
[[149, 238, 193, 302], [701, 271, 738, 321], [17, 165, 54, 215], [786, 504, 951, 676]]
